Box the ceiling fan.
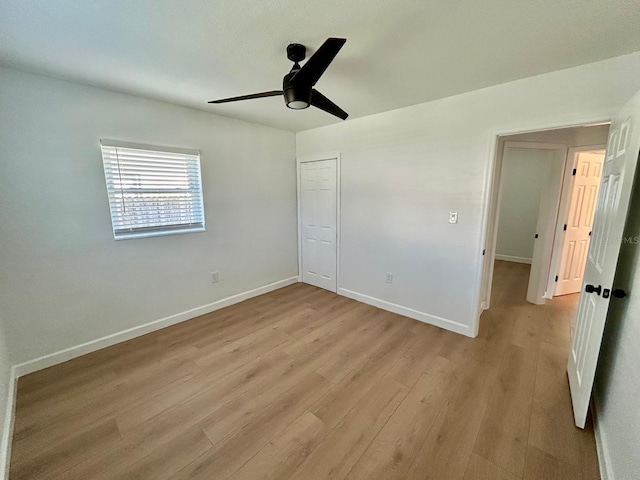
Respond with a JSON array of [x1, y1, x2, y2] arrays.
[[208, 38, 348, 120]]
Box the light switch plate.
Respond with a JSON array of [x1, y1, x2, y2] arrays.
[[449, 211, 458, 224]]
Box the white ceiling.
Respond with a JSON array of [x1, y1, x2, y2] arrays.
[[1, 0, 639, 132]]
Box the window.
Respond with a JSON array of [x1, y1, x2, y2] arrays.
[[100, 140, 205, 239]]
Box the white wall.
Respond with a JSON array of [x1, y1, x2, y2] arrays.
[[495, 149, 550, 262], [296, 52, 640, 336], [594, 169, 640, 480], [0, 67, 298, 367]]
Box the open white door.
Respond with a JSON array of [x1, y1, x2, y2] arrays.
[[299, 159, 338, 292], [555, 150, 605, 296], [568, 90, 640, 428]]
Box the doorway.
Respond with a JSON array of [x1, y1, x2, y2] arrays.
[[481, 124, 611, 309], [297, 155, 339, 292], [497, 141, 567, 304]]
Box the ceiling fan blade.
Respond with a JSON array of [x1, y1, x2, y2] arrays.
[[208, 90, 283, 104], [291, 38, 346, 88], [310, 89, 348, 120]]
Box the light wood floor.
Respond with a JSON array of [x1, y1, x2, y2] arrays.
[[10, 261, 600, 480]]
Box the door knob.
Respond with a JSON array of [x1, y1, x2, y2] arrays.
[[612, 288, 627, 298], [585, 284, 602, 295]]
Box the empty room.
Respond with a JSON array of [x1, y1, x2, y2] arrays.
[[1, 1, 640, 479]]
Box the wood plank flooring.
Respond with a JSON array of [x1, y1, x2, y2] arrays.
[[10, 261, 600, 479]]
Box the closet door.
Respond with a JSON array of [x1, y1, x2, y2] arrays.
[[300, 159, 337, 292]]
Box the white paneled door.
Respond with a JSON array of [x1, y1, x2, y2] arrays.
[[568, 89, 640, 428], [555, 151, 605, 296], [300, 159, 337, 292]]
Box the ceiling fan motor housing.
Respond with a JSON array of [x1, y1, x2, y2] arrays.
[[283, 71, 311, 109]]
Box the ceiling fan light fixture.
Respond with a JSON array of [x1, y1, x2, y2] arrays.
[[283, 73, 311, 110], [286, 99, 310, 110]]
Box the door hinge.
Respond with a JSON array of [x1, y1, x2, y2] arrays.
[[572, 168, 577, 176], [555, 275, 559, 282], [534, 233, 539, 239], [482, 249, 485, 256], [563, 224, 567, 231]]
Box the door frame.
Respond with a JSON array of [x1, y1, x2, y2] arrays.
[[296, 152, 341, 291], [545, 144, 607, 298], [491, 141, 568, 305], [477, 120, 612, 321], [480, 134, 595, 311]]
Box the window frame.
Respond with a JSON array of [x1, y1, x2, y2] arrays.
[[100, 139, 206, 240]]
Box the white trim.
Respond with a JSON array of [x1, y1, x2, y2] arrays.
[[592, 394, 612, 480], [296, 152, 342, 164], [336, 154, 342, 291], [0, 368, 17, 480], [489, 119, 612, 140], [114, 226, 206, 241], [338, 288, 473, 337], [296, 160, 302, 282], [504, 141, 568, 151], [296, 152, 341, 293], [99, 139, 200, 156], [494, 254, 532, 264], [475, 133, 503, 322], [12, 276, 299, 378]]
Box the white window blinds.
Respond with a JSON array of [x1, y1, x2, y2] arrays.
[[100, 140, 205, 239]]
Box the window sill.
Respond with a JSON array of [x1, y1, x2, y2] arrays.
[[113, 226, 206, 241]]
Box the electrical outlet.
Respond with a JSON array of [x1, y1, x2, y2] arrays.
[[210, 271, 219, 283], [385, 273, 393, 284], [449, 211, 458, 224]]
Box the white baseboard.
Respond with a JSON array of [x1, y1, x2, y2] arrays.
[[0, 368, 17, 480], [592, 393, 613, 480], [13, 276, 299, 378], [337, 288, 473, 337], [494, 254, 532, 264]]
